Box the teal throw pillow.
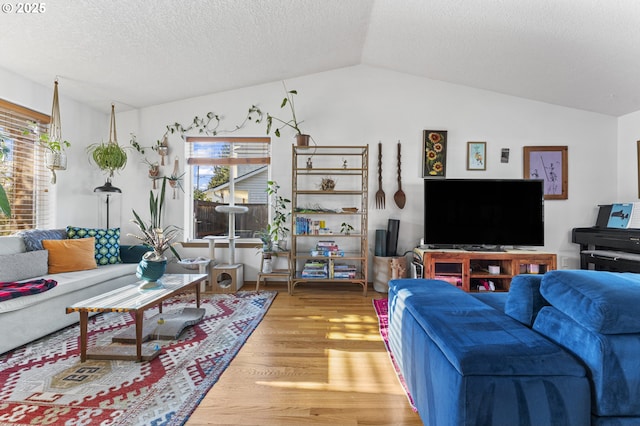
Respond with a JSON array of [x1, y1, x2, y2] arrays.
[[66, 226, 121, 265]]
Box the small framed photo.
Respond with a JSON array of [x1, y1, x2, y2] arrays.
[[467, 142, 486, 170], [523, 146, 568, 200]]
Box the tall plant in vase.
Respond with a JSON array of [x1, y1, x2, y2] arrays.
[[266, 180, 291, 250], [266, 82, 311, 146], [128, 178, 182, 289]]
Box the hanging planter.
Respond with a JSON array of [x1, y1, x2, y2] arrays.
[[40, 80, 71, 184], [87, 104, 128, 181], [45, 150, 67, 170]]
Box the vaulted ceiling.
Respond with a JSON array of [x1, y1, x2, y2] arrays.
[[1, 0, 639, 116]]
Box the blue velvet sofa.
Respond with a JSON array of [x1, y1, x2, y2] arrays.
[[388, 269, 640, 425]]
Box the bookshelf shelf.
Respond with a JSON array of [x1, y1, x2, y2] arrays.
[[290, 145, 369, 295]]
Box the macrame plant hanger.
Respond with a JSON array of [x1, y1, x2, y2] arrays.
[[47, 79, 67, 184]]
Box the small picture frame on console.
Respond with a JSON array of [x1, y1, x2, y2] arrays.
[[466, 142, 486, 170], [422, 130, 447, 178], [523, 145, 568, 200]]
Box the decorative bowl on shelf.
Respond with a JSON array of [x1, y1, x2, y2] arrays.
[[341, 207, 358, 213]]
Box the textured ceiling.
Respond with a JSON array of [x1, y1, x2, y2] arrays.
[[1, 0, 639, 116]]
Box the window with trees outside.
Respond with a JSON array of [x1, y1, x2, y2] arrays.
[[186, 136, 270, 240], [0, 99, 51, 235]]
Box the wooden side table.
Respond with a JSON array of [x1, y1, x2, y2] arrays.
[[256, 250, 293, 293]]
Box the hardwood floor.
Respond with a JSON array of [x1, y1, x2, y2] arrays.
[[187, 282, 423, 425]]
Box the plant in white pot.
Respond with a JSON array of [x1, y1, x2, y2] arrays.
[[43, 80, 70, 184], [266, 82, 311, 146]]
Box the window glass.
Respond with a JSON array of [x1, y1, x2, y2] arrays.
[[187, 137, 270, 239], [0, 100, 50, 235]]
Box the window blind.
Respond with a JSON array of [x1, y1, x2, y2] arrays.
[[0, 99, 50, 235], [185, 136, 271, 166]]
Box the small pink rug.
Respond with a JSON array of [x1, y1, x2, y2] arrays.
[[373, 298, 417, 411]]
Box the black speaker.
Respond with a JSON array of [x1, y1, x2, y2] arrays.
[[375, 229, 387, 256], [386, 219, 400, 256]]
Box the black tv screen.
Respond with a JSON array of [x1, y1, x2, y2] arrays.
[[423, 179, 545, 249]]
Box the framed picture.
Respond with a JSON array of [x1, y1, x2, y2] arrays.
[[637, 141, 640, 198], [523, 146, 568, 200], [423, 130, 447, 178], [467, 142, 486, 170]]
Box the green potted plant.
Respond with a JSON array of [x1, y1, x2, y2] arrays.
[[87, 104, 128, 179], [255, 229, 273, 252], [266, 82, 310, 146], [128, 178, 182, 288], [24, 120, 71, 184], [87, 140, 128, 178], [340, 222, 355, 236], [266, 180, 291, 250]]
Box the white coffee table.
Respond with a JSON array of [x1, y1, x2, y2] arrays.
[[66, 273, 207, 362]]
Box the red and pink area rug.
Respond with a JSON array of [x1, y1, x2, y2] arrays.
[[373, 298, 417, 411], [0, 291, 277, 425]]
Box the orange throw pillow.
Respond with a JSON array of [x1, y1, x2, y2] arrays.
[[42, 237, 98, 274]]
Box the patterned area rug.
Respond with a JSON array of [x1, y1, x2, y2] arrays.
[[373, 298, 417, 411], [0, 291, 277, 425]]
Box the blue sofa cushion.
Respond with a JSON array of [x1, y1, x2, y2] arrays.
[[541, 270, 640, 334], [470, 292, 508, 312], [535, 306, 640, 417], [505, 274, 548, 326], [389, 279, 586, 377]]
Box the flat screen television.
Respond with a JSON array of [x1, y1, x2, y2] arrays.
[[423, 179, 545, 250]]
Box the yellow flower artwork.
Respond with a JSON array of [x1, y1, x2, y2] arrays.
[[423, 130, 447, 177]]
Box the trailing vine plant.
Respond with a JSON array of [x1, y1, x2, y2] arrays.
[[129, 105, 264, 153]]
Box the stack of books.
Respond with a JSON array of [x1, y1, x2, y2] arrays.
[[301, 260, 328, 278], [332, 263, 357, 279], [315, 240, 340, 255]]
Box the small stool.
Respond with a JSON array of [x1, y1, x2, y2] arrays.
[[256, 250, 292, 293]]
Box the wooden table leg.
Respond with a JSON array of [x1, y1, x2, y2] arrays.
[[79, 311, 88, 363], [196, 281, 201, 308], [135, 310, 144, 362]]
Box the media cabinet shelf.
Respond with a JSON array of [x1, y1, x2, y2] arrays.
[[414, 248, 557, 292]]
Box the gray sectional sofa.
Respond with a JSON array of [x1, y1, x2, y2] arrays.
[[0, 229, 146, 355]]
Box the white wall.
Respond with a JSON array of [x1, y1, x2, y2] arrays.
[[2, 65, 620, 273], [617, 110, 640, 201], [115, 65, 618, 270]]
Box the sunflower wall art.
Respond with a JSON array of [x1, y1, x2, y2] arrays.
[[422, 130, 447, 178]]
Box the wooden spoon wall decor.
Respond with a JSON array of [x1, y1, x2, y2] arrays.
[[394, 141, 406, 209]]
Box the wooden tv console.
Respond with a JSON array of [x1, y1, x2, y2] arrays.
[[414, 248, 557, 292]]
